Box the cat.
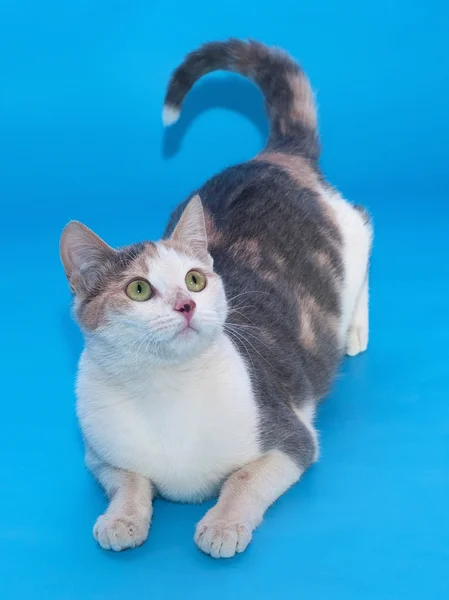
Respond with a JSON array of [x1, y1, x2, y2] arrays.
[[60, 39, 372, 559]]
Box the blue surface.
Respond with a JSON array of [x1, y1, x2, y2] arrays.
[[1, 1, 448, 598]]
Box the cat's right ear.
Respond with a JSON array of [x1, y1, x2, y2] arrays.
[[60, 221, 115, 294], [170, 195, 211, 265]]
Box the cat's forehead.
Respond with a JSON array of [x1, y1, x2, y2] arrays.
[[145, 243, 203, 289]]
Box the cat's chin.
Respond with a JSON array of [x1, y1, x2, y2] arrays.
[[163, 325, 223, 364], [177, 324, 198, 337]]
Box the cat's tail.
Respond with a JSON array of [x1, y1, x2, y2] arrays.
[[163, 39, 319, 160]]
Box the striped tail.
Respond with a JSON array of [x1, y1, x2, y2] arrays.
[[163, 39, 320, 160]]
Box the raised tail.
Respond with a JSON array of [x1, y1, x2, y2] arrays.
[[163, 39, 320, 160]]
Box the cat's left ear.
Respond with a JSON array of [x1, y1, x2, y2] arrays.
[[170, 195, 211, 265]]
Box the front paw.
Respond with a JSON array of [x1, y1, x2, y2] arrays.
[[195, 514, 253, 559], [93, 513, 149, 551]]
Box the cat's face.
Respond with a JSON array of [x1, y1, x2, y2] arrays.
[[60, 196, 227, 364]]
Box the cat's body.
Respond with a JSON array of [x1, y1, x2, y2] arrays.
[[62, 40, 372, 558]]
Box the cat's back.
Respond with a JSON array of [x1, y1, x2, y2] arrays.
[[167, 159, 337, 246]]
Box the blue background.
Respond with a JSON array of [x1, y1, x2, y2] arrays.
[[1, 1, 448, 598]]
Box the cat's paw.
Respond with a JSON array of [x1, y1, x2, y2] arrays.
[[346, 324, 368, 356], [194, 515, 253, 558], [93, 513, 149, 551]]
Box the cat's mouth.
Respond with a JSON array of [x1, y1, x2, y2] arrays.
[[179, 323, 197, 335], [174, 321, 198, 338]]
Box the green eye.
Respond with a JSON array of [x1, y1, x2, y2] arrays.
[[125, 279, 153, 301], [185, 270, 206, 292]]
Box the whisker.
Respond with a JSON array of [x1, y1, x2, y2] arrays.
[[228, 304, 255, 314], [134, 330, 154, 365], [225, 328, 256, 373], [226, 325, 274, 355], [226, 319, 260, 331], [125, 330, 154, 353], [226, 290, 270, 304], [224, 325, 278, 373]]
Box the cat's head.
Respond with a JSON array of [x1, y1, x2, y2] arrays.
[[60, 196, 227, 364]]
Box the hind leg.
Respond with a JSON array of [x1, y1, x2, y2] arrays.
[[321, 190, 372, 352], [345, 205, 372, 356], [346, 272, 369, 356]]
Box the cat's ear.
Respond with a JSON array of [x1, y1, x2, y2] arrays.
[[170, 195, 211, 264], [60, 221, 115, 294]]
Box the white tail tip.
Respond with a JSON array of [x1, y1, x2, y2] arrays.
[[162, 105, 180, 126]]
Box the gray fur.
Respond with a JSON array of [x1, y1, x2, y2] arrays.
[[163, 40, 351, 468]]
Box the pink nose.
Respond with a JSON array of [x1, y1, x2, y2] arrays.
[[174, 299, 196, 323]]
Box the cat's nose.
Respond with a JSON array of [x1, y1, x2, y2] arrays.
[[174, 299, 196, 322]]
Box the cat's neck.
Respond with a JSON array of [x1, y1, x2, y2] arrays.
[[82, 331, 240, 390]]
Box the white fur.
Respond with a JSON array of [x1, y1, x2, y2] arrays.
[[346, 274, 369, 356], [77, 332, 260, 503], [162, 104, 180, 126], [77, 240, 263, 505], [320, 187, 372, 353]]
